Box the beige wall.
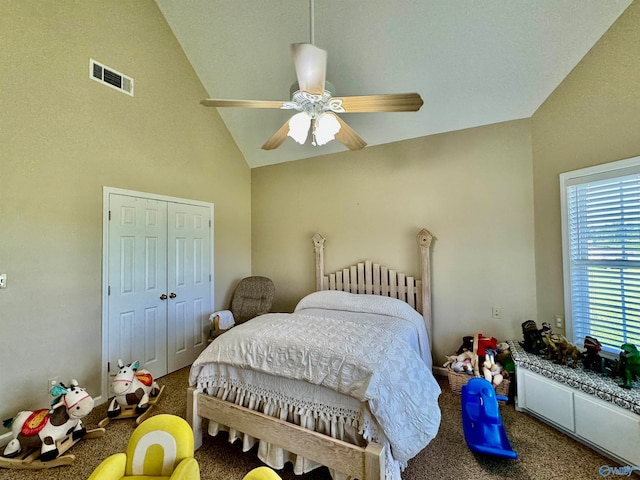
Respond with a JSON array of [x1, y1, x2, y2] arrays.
[[2, 0, 637, 436], [252, 119, 537, 365], [532, 1, 640, 329], [0, 0, 251, 422]]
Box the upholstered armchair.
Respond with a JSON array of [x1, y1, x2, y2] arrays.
[[87, 414, 199, 480], [243, 466, 282, 480], [209, 276, 275, 340]]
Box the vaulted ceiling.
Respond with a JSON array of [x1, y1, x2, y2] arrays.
[[155, 0, 632, 168]]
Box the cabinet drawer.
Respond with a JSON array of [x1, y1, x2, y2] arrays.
[[574, 393, 640, 465], [521, 370, 574, 431]]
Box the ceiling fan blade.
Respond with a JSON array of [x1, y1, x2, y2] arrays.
[[201, 99, 287, 109], [333, 93, 424, 113], [291, 43, 327, 95], [332, 114, 367, 151], [261, 120, 291, 150]]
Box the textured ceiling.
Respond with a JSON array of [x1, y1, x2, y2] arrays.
[[155, 0, 631, 168]]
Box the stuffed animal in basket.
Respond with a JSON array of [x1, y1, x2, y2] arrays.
[[444, 351, 479, 376], [617, 343, 640, 389], [481, 348, 504, 387], [456, 336, 475, 355], [475, 334, 497, 357], [2, 380, 94, 461], [107, 359, 160, 418], [495, 342, 515, 375]]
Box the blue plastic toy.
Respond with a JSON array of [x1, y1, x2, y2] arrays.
[[461, 377, 518, 459]]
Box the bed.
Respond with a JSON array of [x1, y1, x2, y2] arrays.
[[187, 229, 440, 480]]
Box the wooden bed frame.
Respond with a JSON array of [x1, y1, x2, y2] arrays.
[[187, 228, 434, 480]]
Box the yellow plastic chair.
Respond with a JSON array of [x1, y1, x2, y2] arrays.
[[242, 467, 282, 480], [88, 414, 200, 480]]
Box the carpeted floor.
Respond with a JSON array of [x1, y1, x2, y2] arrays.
[[0, 367, 618, 480]]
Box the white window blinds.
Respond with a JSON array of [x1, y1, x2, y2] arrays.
[[561, 157, 640, 354]]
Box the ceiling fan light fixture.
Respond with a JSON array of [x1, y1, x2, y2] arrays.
[[313, 113, 341, 146], [287, 112, 311, 144]]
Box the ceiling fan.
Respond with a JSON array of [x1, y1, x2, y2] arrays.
[[200, 3, 424, 151]]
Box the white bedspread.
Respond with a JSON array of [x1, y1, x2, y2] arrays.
[[190, 291, 441, 477]]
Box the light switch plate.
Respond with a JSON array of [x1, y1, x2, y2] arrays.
[[0, 273, 6, 288]]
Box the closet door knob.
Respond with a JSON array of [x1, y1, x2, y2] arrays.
[[169, 292, 177, 299], [160, 294, 168, 300]]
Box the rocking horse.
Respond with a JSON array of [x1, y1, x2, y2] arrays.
[[98, 359, 164, 428], [0, 380, 105, 469]]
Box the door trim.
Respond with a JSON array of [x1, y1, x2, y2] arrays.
[[101, 187, 214, 403]]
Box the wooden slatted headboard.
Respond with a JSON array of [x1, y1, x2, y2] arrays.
[[312, 228, 434, 349]]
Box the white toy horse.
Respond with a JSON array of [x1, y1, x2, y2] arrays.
[[107, 359, 161, 419], [2, 380, 94, 462]]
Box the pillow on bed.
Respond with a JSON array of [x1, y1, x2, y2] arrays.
[[294, 290, 433, 368], [294, 290, 423, 326]]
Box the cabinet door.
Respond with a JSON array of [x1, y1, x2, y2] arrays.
[[521, 370, 575, 431], [575, 393, 640, 465]]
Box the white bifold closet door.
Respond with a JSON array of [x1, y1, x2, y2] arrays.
[[107, 193, 211, 380]]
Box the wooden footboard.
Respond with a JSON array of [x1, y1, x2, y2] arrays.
[[187, 387, 385, 480]]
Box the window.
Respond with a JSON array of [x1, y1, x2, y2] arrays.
[[560, 156, 640, 354]]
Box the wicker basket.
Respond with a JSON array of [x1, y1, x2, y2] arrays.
[[447, 366, 510, 397]]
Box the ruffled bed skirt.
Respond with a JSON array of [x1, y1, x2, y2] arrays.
[[194, 365, 401, 480]]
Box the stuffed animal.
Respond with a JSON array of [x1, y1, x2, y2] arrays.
[[476, 334, 497, 357], [481, 348, 504, 387], [2, 380, 94, 461], [444, 351, 480, 376], [495, 342, 515, 375], [456, 336, 475, 355]]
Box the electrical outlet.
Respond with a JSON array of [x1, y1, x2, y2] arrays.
[[492, 305, 502, 319], [0, 273, 6, 288], [48, 376, 59, 394], [555, 315, 564, 328]]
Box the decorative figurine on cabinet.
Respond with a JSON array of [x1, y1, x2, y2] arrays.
[[617, 343, 640, 389], [582, 336, 605, 373], [540, 322, 580, 368], [520, 320, 544, 355]]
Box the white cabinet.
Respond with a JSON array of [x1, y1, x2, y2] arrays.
[[516, 367, 640, 466], [518, 368, 574, 431], [574, 393, 640, 466]]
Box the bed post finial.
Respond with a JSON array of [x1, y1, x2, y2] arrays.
[[417, 228, 434, 350], [313, 232, 326, 291]]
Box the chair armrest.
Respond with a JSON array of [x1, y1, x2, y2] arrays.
[[87, 453, 127, 480], [209, 310, 235, 331], [170, 457, 200, 479]]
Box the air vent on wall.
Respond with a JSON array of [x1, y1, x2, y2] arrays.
[[90, 59, 134, 96]]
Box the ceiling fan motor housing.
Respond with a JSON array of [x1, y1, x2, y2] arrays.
[[287, 81, 344, 118]]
